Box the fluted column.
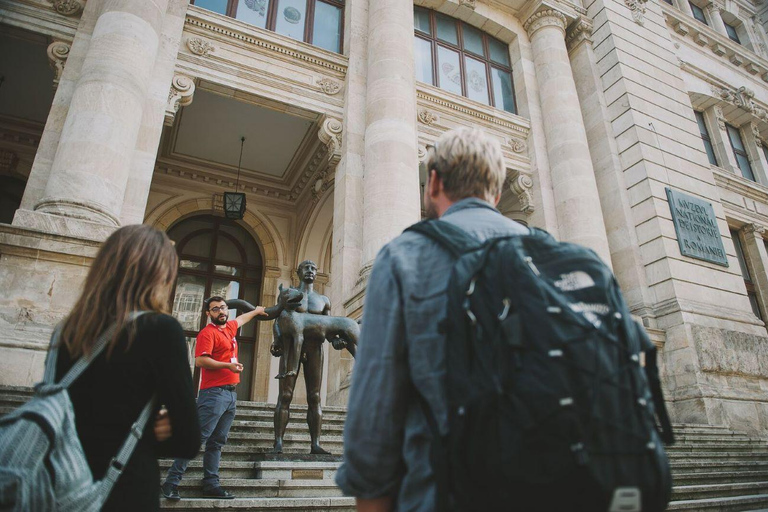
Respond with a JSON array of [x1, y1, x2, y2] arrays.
[[34, 0, 169, 226], [525, 9, 611, 263], [360, 0, 420, 274]]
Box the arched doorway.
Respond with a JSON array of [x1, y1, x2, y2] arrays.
[[168, 215, 263, 399]]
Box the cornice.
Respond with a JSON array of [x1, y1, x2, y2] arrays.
[[184, 7, 348, 76], [663, 3, 768, 84]]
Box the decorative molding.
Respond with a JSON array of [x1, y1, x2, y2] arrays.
[[417, 108, 439, 126], [165, 74, 196, 127], [46, 41, 70, 90], [714, 105, 726, 130], [624, 0, 648, 25], [509, 136, 528, 153], [317, 77, 341, 95], [318, 117, 343, 157], [416, 89, 528, 135], [185, 17, 348, 74], [187, 37, 216, 57], [509, 173, 535, 214], [566, 18, 594, 49], [742, 223, 767, 236], [751, 121, 762, 146], [711, 85, 768, 123], [458, 0, 476, 9], [49, 0, 84, 16], [523, 9, 567, 37], [417, 144, 429, 163]]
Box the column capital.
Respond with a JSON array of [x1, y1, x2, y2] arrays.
[[524, 9, 568, 38], [566, 17, 594, 51], [165, 74, 196, 127], [47, 41, 71, 90], [742, 223, 767, 237]]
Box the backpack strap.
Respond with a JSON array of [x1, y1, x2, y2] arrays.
[[405, 219, 482, 257], [45, 311, 149, 388], [633, 321, 675, 445]]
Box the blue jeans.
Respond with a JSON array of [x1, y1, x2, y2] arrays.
[[164, 386, 237, 490]]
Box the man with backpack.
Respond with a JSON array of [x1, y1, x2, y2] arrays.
[[336, 128, 673, 512]]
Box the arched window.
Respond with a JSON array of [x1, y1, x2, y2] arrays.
[[168, 215, 263, 398], [414, 7, 517, 114], [191, 0, 344, 54]]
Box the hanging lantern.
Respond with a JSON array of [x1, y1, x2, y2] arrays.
[[224, 136, 247, 220]]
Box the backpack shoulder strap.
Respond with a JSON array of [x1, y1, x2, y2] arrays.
[[405, 219, 481, 258], [51, 311, 150, 388]]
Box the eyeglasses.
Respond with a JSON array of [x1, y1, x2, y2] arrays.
[[209, 306, 228, 313]]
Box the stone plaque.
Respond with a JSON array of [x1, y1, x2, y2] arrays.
[[292, 469, 324, 480], [666, 187, 728, 266]]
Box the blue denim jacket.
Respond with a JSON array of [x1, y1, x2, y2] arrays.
[[336, 198, 528, 511]]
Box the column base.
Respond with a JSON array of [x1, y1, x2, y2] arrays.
[[0, 223, 100, 387], [13, 208, 117, 242]]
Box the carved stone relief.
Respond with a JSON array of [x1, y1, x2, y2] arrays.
[[417, 108, 439, 126], [509, 136, 528, 154], [187, 37, 216, 57], [510, 173, 535, 214], [165, 75, 196, 127], [566, 18, 594, 50], [459, 0, 477, 9], [50, 0, 84, 16], [317, 77, 342, 95], [47, 41, 70, 90], [624, 0, 648, 25]]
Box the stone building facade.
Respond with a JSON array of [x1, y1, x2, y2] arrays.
[[1, 0, 768, 432]]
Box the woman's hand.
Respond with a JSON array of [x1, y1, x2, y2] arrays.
[[154, 406, 172, 442]]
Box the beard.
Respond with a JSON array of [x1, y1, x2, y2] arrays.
[[212, 313, 229, 325], [424, 195, 439, 220]]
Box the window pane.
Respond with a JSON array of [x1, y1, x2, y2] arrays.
[[173, 274, 206, 331], [749, 292, 762, 319], [414, 6, 431, 35], [180, 260, 209, 271], [736, 153, 755, 181], [462, 23, 485, 56], [727, 125, 745, 151], [313, 1, 342, 53], [180, 232, 213, 258], [762, 144, 768, 165], [215, 236, 245, 262], [491, 67, 516, 114], [414, 37, 434, 85], [240, 284, 261, 337], [275, 0, 307, 41], [488, 38, 510, 66], [214, 264, 241, 276], [703, 139, 718, 166], [694, 111, 718, 166], [194, 0, 228, 15], [211, 278, 241, 304], [235, 0, 270, 28], [435, 13, 458, 45], [218, 222, 261, 266], [731, 230, 752, 282], [464, 56, 489, 105], [437, 46, 462, 96], [725, 23, 741, 44], [689, 3, 707, 25]]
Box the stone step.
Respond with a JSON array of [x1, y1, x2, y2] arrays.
[[207, 444, 343, 461], [666, 451, 768, 461], [668, 443, 768, 453], [174, 479, 344, 499], [667, 494, 768, 511], [673, 470, 768, 486], [158, 459, 342, 481], [159, 497, 355, 511], [672, 482, 768, 501], [230, 419, 345, 434], [671, 461, 768, 474]]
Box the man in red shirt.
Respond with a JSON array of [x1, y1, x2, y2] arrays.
[[162, 296, 267, 500]]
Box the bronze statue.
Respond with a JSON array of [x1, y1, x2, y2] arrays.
[[227, 260, 357, 455]]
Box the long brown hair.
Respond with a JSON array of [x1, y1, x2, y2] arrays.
[[60, 224, 179, 358]]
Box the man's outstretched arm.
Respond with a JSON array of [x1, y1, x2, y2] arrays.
[[335, 245, 408, 508]]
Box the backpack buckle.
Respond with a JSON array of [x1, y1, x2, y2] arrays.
[[130, 422, 144, 439], [109, 457, 125, 474]]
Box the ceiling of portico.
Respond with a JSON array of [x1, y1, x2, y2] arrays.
[[171, 89, 315, 179], [0, 30, 54, 125]]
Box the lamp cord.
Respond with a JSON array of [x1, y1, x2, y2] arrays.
[[235, 136, 245, 191]]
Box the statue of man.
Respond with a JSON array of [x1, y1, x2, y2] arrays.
[[271, 260, 332, 455]]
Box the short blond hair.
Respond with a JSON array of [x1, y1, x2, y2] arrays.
[[426, 128, 506, 202]]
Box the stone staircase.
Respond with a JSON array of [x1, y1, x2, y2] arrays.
[[1, 385, 767, 511]]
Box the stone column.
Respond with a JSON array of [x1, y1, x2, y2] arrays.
[[32, 0, 169, 228], [740, 224, 768, 321], [360, 0, 420, 273], [706, 4, 728, 36], [524, 9, 611, 263]]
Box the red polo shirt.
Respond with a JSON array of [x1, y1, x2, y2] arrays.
[[195, 319, 239, 390]]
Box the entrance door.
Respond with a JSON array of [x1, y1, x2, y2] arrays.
[[168, 215, 263, 399]]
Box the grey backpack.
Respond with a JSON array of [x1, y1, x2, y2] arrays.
[[0, 312, 154, 511]]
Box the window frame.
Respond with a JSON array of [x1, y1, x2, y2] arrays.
[[689, 2, 709, 25], [694, 110, 718, 166], [731, 229, 762, 320], [726, 123, 756, 181], [724, 21, 742, 44], [413, 7, 517, 114], [191, 0, 345, 53]]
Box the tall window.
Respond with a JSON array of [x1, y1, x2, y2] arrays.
[[731, 229, 762, 319], [689, 2, 708, 25], [191, 0, 344, 53], [168, 215, 263, 398], [694, 111, 718, 166], [413, 7, 517, 114], [724, 22, 741, 44], [726, 124, 756, 181]]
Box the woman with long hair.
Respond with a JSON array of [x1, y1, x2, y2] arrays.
[[53, 224, 200, 511]]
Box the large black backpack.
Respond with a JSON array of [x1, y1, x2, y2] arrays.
[[406, 220, 675, 512]]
